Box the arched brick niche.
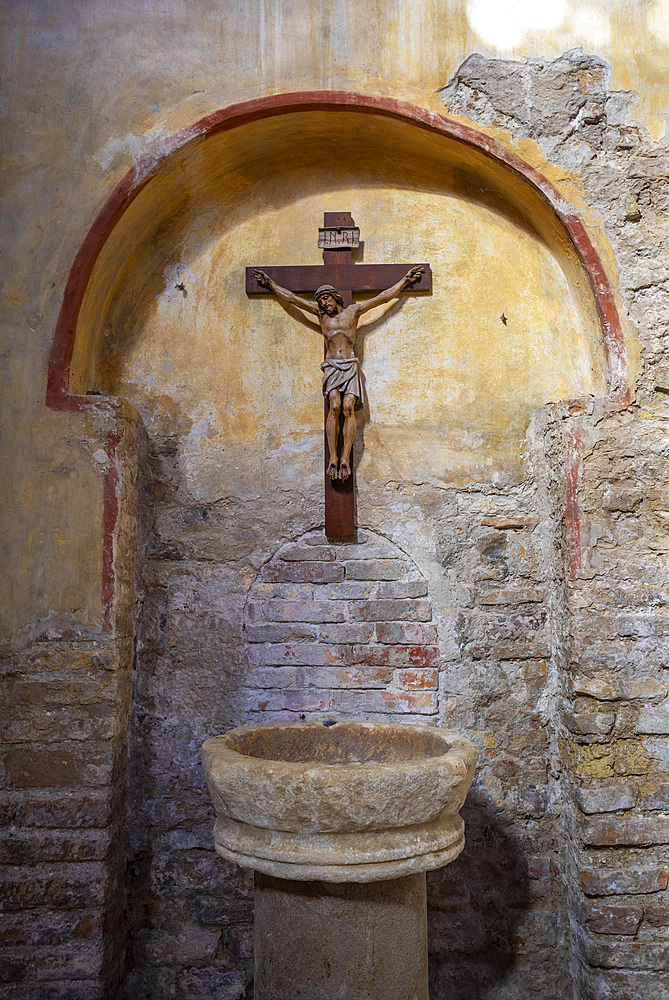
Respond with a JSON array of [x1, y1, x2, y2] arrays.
[[243, 529, 438, 722]]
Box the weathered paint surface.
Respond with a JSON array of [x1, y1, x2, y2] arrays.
[[1, 4, 668, 1000], [79, 111, 608, 495]]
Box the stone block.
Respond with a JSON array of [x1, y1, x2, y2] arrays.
[[588, 968, 669, 1000], [0, 830, 109, 864], [320, 581, 377, 600], [584, 938, 669, 970], [280, 544, 335, 561], [0, 791, 113, 829], [0, 867, 106, 911], [584, 903, 643, 935], [470, 640, 550, 661], [637, 701, 669, 734], [1, 703, 116, 744], [639, 783, 669, 809], [581, 815, 669, 847], [477, 585, 544, 605], [1, 983, 105, 1000], [0, 910, 105, 947], [571, 674, 668, 702], [645, 907, 669, 928], [5, 743, 114, 789], [574, 780, 636, 814]]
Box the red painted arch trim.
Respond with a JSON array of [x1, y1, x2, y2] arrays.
[[47, 90, 630, 411]]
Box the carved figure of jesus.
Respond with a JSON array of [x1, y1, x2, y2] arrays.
[[252, 266, 424, 480]]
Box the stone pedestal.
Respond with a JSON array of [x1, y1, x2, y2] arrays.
[[254, 871, 428, 1000], [202, 722, 478, 998]]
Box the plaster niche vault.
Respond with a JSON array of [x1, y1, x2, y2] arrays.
[[43, 94, 633, 998]]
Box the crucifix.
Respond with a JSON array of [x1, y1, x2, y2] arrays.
[[246, 212, 432, 539]]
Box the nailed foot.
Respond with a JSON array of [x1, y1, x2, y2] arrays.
[[338, 459, 351, 480], [327, 460, 339, 480]]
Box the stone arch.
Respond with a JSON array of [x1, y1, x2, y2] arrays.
[[243, 528, 438, 723], [46, 91, 629, 412], [43, 90, 634, 626]]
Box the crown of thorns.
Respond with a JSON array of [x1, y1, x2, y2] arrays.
[[315, 285, 344, 305]]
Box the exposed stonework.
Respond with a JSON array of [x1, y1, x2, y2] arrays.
[[2, 42, 667, 1000], [442, 47, 669, 1000]]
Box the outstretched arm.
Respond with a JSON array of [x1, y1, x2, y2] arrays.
[[252, 270, 319, 316], [356, 266, 425, 315]]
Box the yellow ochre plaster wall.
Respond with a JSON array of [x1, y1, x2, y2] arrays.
[[1, 0, 662, 639]]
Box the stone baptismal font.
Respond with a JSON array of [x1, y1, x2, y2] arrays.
[[202, 720, 478, 999]]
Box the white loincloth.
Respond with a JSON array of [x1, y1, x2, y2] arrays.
[[320, 357, 364, 407]]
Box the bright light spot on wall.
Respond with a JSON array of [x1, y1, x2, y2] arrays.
[[648, 0, 669, 45], [467, 0, 567, 48], [571, 8, 611, 49]]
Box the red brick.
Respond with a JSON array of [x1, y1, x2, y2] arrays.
[[346, 644, 437, 667], [376, 622, 438, 644], [245, 690, 331, 713], [307, 666, 392, 689], [344, 560, 406, 581], [246, 601, 345, 624], [397, 668, 438, 689], [317, 623, 374, 643], [5, 743, 114, 789], [584, 903, 643, 935], [247, 643, 336, 666], [645, 907, 669, 927], [580, 867, 668, 896], [321, 582, 376, 600], [330, 688, 437, 715], [264, 563, 344, 584], [348, 599, 431, 622], [246, 666, 300, 689], [280, 545, 335, 561], [581, 815, 669, 847], [243, 623, 318, 642]]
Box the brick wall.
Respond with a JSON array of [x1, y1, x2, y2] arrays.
[[244, 529, 438, 723], [0, 412, 138, 999]]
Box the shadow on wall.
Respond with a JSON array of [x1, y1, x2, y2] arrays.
[[427, 788, 530, 1000]]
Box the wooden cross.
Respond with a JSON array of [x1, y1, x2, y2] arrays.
[[246, 212, 432, 539]]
